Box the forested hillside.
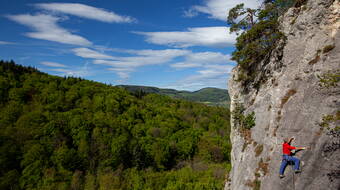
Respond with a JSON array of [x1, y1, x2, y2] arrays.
[[0, 60, 231, 190], [118, 85, 230, 107]]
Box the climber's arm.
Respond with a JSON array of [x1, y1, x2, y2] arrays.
[[288, 137, 294, 144], [288, 138, 306, 150]]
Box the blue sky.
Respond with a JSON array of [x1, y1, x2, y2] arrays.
[[0, 0, 261, 91]]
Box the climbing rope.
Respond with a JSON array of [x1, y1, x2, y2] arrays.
[[292, 164, 295, 190]]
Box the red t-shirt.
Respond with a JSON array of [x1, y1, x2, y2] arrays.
[[282, 143, 296, 155]]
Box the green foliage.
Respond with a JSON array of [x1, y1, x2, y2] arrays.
[[232, 102, 256, 130], [0, 61, 232, 189], [232, 101, 255, 151], [280, 89, 297, 108], [254, 179, 261, 190], [308, 54, 320, 65], [244, 112, 256, 130], [118, 85, 230, 107], [246, 178, 261, 190], [319, 112, 340, 131], [228, 1, 302, 87], [227, 3, 256, 33], [254, 144, 264, 157], [317, 70, 340, 88], [322, 44, 335, 53]]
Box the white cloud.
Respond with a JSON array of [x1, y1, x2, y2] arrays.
[[166, 51, 235, 91], [108, 67, 134, 72], [134, 27, 237, 47], [72, 48, 116, 59], [40, 61, 67, 67], [35, 3, 136, 23], [0, 41, 15, 45], [183, 9, 199, 18], [49, 63, 91, 77], [171, 51, 231, 68], [108, 68, 131, 79], [130, 49, 190, 58], [186, 0, 261, 21], [7, 14, 91, 46], [94, 49, 189, 66], [92, 49, 190, 79], [164, 64, 234, 91], [71, 47, 235, 87]]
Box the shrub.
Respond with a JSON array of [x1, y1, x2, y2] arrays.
[[257, 159, 269, 175], [323, 44, 335, 53], [255, 144, 264, 157], [244, 112, 256, 129], [232, 101, 256, 150], [280, 89, 297, 108], [319, 112, 340, 131], [246, 179, 261, 190], [232, 102, 256, 130], [308, 55, 320, 65], [318, 70, 340, 88], [294, 0, 308, 7]]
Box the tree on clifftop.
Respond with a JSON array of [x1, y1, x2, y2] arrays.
[[227, 3, 258, 34], [226, 0, 302, 87]]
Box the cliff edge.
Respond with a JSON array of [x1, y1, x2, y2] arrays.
[[226, 0, 339, 189]]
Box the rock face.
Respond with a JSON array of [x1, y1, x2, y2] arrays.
[[226, 0, 340, 189]]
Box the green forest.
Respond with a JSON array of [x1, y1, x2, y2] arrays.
[[117, 85, 230, 107], [0, 60, 231, 190]]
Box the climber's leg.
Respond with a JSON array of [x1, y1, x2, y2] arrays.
[[279, 155, 288, 175], [290, 156, 300, 171]]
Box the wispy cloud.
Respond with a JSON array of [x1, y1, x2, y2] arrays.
[[40, 61, 67, 67], [48, 63, 91, 77], [107, 67, 133, 79], [0, 41, 15, 45], [134, 27, 237, 47], [35, 3, 136, 23], [171, 51, 231, 68], [39, 60, 91, 77], [69, 48, 190, 79], [185, 0, 261, 21], [49, 68, 87, 77], [168, 51, 234, 90], [94, 49, 189, 67], [183, 9, 199, 18], [73, 48, 189, 66], [91, 49, 190, 79], [7, 14, 91, 46], [164, 64, 234, 91], [72, 47, 234, 84], [72, 48, 116, 59]]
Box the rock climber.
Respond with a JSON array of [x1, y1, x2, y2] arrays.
[[279, 137, 306, 178]]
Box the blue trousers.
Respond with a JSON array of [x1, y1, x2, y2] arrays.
[[279, 155, 300, 175]]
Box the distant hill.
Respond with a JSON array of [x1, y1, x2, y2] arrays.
[[117, 85, 230, 107]]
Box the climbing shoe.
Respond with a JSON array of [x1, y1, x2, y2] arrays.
[[279, 175, 285, 178], [294, 170, 301, 173]]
